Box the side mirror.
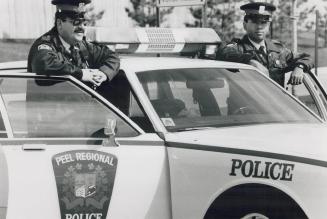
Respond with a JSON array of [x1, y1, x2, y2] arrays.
[[102, 118, 119, 147]]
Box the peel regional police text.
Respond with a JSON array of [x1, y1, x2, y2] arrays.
[[66, 213, 102, 219], [55, 152, 115, 166], [230, 159, 295, 181]]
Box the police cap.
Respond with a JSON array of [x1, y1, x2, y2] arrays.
[[51, 0, 91, 6], [52, 0, 91, 20], [240, 2, 276, 16]]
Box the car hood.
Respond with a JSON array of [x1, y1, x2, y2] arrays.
[[164, 123, 327, 162]]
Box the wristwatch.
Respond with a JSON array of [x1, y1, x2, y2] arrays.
[[296, 64, 305, 70]]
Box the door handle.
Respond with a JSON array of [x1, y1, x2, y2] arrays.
[[22, 144, 46, 151]]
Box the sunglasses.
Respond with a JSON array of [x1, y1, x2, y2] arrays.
[[62, 18, 88, 26]]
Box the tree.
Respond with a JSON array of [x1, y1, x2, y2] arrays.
[[187, 0, 243, 42], [86, 5, 105, 26], [125, 0, 161, 27], [271, 1, 293, 47]]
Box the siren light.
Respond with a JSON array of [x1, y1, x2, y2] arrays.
[[86, 27, 221, 55]]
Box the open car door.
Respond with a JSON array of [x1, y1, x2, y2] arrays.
[[0, 75, 170, 219], [284, 71, 327, 121]]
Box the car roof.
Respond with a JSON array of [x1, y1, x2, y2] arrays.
[[0, 58, 256, 73], [120, 56, 254, 72]]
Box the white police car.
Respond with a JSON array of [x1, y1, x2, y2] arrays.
[[0, 28, 327, 219]]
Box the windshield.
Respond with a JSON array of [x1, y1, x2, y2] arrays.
[[136, 68, 320, 132]]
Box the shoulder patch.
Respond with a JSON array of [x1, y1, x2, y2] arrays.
[[41, 35, 51, 41], [38, 44, 53, 51]]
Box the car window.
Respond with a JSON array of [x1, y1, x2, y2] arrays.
[[308, 76, 327, 113], [284, 83, 320, 117], [100, 72, 155, 133], [137, 68, 320, 132], [0, 77, 139, 138], [0, 111, 7, 138]]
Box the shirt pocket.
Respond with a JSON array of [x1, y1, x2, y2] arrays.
[[269, 52, 287, 69]]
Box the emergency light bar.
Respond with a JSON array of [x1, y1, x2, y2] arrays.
[[86, 27, 221, 55]]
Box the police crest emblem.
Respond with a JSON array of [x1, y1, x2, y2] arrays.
[[52, 150, 118, 219]]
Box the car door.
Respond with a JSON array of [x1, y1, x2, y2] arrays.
[[284, 71, 327, 120], [0, 75, 170, 219]]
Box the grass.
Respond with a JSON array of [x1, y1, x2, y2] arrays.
[[0, 40, 33, 62]]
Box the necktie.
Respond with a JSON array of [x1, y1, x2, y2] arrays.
[[69, 45, 82, 67], [258, 45, 266, 56], [258, 45, 267, 65]]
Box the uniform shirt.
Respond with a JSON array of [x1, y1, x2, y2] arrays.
[[248, 38, 266, 53], [58, 35, 75, 53], [27, 27, 120, 82], [216, 35, 314, 87]]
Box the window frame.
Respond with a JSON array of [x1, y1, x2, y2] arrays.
[[0, 73, 144, 139], [284, 71, 327, 121], [306, 71, 327, 120]]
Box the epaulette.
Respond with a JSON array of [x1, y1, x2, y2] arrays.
[[271, 39, 284, 47]]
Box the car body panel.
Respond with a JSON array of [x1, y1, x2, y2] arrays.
[[3, 139, 170, 219], [164, 124, 327, 219], [167, 144, 327, 219]]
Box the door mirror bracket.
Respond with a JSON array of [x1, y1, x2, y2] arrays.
[[102, 118, 119, 147]]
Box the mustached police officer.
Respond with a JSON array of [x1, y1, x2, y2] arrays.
[[216, 2, 313, 87], [27, 0, 120, 88]]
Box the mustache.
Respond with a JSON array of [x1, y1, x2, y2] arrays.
[[74, 28, 85, 33]]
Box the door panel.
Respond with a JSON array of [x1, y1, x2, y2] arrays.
[[2, 137, 169, 219]]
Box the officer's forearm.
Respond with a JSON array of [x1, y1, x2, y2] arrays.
[[293, 53, 314, 72], [31, 51, 83, 79], [96, 50, 120, 81]]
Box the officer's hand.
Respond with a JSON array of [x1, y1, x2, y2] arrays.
[[249, 59, 269, 76], [81, 69, 107, 86], [81, 69, 95, 83], [289, 67, 304, 85], [91, 70, 107, 86]]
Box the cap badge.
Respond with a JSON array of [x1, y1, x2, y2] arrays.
[[78, 3, 85, 12], [259, 6, 265, 14]]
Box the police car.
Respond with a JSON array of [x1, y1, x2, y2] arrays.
[[0, 28, 327, 219]]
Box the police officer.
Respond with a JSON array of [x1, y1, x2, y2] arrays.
[[27, 0, 120, 88], [216, 2, 313, 87]]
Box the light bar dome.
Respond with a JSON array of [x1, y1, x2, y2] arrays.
[[86, 27, 221, 54]]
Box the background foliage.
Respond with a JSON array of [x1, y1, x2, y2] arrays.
[[125, 0, 326, 46]]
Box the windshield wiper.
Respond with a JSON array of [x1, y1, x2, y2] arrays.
[[176, 127, 214, 132]]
